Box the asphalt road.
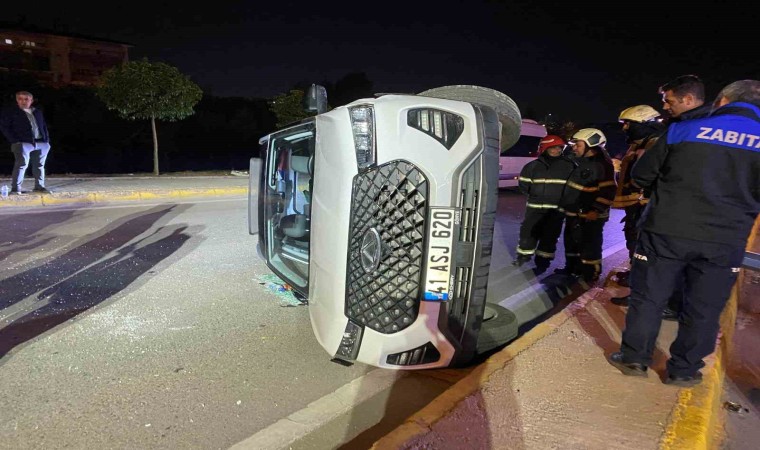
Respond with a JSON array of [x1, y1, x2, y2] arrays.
[[0, 191, 627, 449]]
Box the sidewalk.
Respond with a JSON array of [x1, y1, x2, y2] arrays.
[[373, 223, 760, 449], [0, 173, 249, 207]]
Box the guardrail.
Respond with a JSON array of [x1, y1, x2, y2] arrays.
[[743, 251, 760, 271]]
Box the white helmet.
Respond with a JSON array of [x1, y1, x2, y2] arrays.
[[571, 128, 607, 147], [618, 105, 660, 123]]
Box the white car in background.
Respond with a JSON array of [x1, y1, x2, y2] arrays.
[[249, 85, 522, 369], [498, 119, 548, 188]]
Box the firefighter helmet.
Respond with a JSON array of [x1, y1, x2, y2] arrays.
[[618, 105, 660, 123], [571, 128, 607, 148], [538, 135, 566, 154]]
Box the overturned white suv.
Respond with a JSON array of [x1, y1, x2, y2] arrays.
[[249, 86, 522, 369]]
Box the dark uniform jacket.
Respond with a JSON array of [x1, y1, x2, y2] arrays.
[[612, 135, 659, 209], [0, 106, 49, 144], [560, 152, 617, 219], [633, 102, 760, 247], [518, 153, 577, 210]]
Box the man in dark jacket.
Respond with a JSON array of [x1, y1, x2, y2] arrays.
[[659, 74, 712, 124], [556, 128, 617, 283], [609, 80, 760, 387], [0, 91, 53, 194], [514, 135, 577, 274]]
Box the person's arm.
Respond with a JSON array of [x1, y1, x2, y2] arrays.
[[0, 108, 16, 143], [632, 129, 670, 189], [591, 161, 616, 214], [518, 162, 533, 196]]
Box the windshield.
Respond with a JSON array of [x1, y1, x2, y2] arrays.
[[262, 121, 315, 294]]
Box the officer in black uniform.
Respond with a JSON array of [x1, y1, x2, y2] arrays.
[[609, 80, 760, 387], [513, 135, 577, 274]]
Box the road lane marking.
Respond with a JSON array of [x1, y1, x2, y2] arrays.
[[229, 368, 406, 450]]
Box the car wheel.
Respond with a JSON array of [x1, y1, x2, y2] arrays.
[[476, 304, 518, 354], [417, 85, 522, 151]]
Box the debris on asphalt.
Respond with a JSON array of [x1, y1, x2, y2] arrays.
[[256, 274, 308, 307], [230, 170, 248, 177], [723, 401, 749, 413]]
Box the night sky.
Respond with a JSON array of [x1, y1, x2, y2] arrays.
[[4, 1, 758, 124]]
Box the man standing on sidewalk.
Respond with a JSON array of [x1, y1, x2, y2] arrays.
[[609, 80, 760, 387], [0, 91, 53, 194]]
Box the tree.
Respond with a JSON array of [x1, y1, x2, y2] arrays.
[[330, 72, 374, 107], [97, 59, 202, 175], [268, 89, 315, 128]]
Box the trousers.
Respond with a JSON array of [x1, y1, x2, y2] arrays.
[[11, 141, 51, 190], [563, 215, 607, 281], [516, 208, 565, 264], [620, 230, 743, 376]]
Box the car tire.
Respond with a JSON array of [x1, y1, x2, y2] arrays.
[[417, 85, 522, 151], [476, 304, 519, 354]]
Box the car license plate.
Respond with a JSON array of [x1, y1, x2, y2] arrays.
[[424, 208, 459, 301]]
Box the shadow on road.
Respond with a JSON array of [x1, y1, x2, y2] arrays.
[[0, 204, 196, 358], [0, 209, 78, 264]]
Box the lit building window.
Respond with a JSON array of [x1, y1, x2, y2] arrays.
[[22, 41, 37, 47], [4, 38, 12, 45]]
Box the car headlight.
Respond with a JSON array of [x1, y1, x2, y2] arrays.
[[349, 105, 376, 170]]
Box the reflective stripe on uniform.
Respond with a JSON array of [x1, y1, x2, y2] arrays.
[[565, 252, 581, 257], [530, 178, 568, 184], [535, 250, 555, 258], [595, 197, 613, 205], [581, 258, 602, 265], [612, 193, 641, 208], [598, 180, 616, 188], [526, 202, 559, 209], [516, 247, 536, 255], [520, 177, 567, 186], [559, 208, 609, 219], [567, 181, 599, 192]]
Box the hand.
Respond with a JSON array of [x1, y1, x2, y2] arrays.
[[584, 210, 599, 221]]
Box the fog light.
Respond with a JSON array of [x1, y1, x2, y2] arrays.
[[332, 320, 363, 364]]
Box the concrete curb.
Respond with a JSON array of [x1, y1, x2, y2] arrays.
[[0, 187, 248, 207], [371, 288, 602, 449]]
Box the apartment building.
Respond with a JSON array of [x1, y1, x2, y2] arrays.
[[0, 24, 131, 87]]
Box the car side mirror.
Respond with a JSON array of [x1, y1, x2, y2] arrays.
[[305, 84, 328, 114]]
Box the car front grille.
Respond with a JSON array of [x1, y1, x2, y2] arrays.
[[345, 161, 428, 334]]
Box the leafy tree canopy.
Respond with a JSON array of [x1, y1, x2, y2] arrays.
[[97, 58, 202, 121], [269, 89, 316, 128]]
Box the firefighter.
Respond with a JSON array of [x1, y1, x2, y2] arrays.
[[556, 128, 617, 283], [611, 105, 665, 288], [609, 80, 760, 386], [513, 135, 577, 274]]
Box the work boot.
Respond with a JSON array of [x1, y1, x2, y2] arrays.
[[512, 255, 531, 267], [608, 352, 648, 377], [611, 295, 630, 306], [664, 371, 702, 387], [533, 256, 551, 275], [616, 270, 630, 287], [662, 307, 679, 321]]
